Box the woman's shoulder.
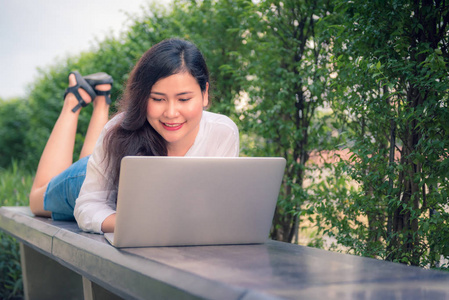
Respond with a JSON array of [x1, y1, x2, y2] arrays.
[[104, 112, 125, 130], [202, 111, 238, 133]]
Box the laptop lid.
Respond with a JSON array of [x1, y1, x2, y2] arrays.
[[105, 156, 286, 248]]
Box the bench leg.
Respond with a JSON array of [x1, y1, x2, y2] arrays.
[[20, 243, 84, 300], [83, 277, 124, 300]]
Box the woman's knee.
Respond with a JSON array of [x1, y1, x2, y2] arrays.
[[29, 185, 51, 217]]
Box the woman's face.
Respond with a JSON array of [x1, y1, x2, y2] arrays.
[[147, 72, 208, 156]]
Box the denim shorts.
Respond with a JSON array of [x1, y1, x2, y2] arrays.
[[43, 156, 90, 221]]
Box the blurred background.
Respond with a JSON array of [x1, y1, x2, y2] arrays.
[[0, 0, 159, 99]]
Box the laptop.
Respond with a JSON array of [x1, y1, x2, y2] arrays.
[[104, 156, 286, 248]]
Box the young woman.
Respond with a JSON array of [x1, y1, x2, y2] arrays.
[[29, 38, 240, 234]]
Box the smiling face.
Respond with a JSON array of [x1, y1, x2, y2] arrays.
[[146, 72, 209, 156]]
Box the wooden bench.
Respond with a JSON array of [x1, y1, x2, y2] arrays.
[[1, 206, 449, 300]]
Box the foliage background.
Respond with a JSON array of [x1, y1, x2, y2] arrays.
[[0, 0, 448, 298]]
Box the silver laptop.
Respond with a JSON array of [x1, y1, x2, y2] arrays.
[[104, 156, 286, 248]]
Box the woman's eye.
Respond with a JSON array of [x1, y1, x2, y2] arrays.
[[179, 98, 191, 102], [152, 98, 163, 102]]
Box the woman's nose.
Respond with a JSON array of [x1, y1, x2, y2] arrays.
[[164, 101, 179, 118]]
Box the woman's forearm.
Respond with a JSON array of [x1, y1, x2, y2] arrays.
[[101, 213, 116, 233]]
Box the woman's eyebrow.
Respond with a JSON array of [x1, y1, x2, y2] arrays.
[[150, 91, 194, 96]]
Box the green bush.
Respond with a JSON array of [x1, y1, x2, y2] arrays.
[[0, 99, 31, 169], [0, 161, 33, 299], [0, 234, 22, 300]]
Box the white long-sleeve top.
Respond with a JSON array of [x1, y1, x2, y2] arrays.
[[74, 111, 239, 234]]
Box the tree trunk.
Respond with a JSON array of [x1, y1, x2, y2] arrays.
[[389, 86, 422, 266]]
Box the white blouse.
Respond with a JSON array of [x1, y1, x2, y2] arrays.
[[74, 111, 239, 233]]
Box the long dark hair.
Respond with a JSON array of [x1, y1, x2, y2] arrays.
[[103, 38, 210, 192]]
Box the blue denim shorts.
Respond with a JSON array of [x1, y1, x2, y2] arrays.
[[43, 156, 90, 221]]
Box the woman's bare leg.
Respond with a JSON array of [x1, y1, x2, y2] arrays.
[[29, 74, 92, 216], [79, 83, 111, 158]]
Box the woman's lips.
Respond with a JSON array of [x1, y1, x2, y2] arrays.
[[161, 121, 184, 131]]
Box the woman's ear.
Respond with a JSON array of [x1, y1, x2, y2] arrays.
[[202, 82, 209, 108]]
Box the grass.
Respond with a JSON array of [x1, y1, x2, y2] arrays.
[[0, 161, 33, 299]]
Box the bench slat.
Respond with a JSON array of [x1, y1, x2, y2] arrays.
[[2, 206, 449, 300]]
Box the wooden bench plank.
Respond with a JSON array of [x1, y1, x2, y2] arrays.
[[2, 206, 449, 299], [52, 228, 246, 300], [0, 206, 57, 254], [122, 239, 449, 299]]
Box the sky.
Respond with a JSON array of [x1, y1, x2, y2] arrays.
[[0, 0, 169, 99]]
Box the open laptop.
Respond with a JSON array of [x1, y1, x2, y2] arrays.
[[104, 156, 286, 248]]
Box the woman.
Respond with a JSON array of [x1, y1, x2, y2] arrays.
[[29, 38, 240, 234]]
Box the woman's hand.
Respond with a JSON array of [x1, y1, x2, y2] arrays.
[[101, 213, 116, 233]]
